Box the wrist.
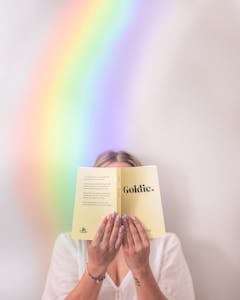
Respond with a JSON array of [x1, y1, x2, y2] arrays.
[[86, 263, 106, 283], [87, 262, 107, 277]]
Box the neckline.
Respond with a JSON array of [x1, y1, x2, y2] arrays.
[[105, 271, 132, 290], [83, 241, 132, 290]]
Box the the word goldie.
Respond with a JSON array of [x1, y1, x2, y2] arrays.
[[123, 184, 154, 193]]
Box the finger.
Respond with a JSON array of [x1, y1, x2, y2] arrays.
[[92, 216, 108, 246], [131, 216, 150, 246], [101, 212, 116, 246], [122, 218, 128, 248], [109, 214, 121, 248], [115, 225, 124, 250], [123, 215, 134, 247], [128, 218, 142, 247]]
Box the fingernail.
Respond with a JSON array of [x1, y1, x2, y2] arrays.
[[119, 225, 124, 232], [107, 212, 115, 220], [116, 215, 120, 222], [122, 214, 128, 222], [131, 216, 136, 221]]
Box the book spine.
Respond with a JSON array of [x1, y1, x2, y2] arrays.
[[117, 168, 121, 215]]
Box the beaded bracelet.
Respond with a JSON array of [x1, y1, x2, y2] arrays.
[[86, 264, 106, 284]]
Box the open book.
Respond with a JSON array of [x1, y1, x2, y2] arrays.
[[71, 166, 165, 240]]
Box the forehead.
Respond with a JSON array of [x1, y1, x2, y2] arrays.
[[103, 161, 132, 168]]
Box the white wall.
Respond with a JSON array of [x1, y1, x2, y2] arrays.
[[1, 1, 239, 299], [0, 1, 62, 299], [126, 1, 240, 299]]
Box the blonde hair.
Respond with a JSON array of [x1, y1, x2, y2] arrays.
[[93, 150, 142, 167]]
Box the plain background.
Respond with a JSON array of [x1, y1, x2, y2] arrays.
[[1, 1, 239, 299]]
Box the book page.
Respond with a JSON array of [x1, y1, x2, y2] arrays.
[[71, 167, 118, 240], [121, 166, 165, 239]]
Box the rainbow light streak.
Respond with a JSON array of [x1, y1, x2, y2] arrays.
[[14, 0, 161, 236]]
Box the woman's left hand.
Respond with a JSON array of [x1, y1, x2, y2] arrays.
[[122, 216, 150, 274]]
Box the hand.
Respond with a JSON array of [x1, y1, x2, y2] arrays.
[[87, 213, 124, 276], [122, 215, 150, 274]]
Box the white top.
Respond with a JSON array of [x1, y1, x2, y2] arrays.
[[42, 232, 195, 300]]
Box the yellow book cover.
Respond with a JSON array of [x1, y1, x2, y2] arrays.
[[71, 166, 165, 240]]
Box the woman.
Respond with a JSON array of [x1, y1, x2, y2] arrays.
[[42, 150, 195, 300]]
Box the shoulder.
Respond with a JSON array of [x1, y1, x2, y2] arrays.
[[149, 233, 183, 278], [53, 232, 87, 258], [151, 232, 181, 248], [150, 232, 189, 275], [150, 232, 183, 258], [54, 232, 78, 247], [162, 232, 182, 249]]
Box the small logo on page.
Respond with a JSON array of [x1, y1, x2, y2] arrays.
[[79, 227, 87, 233]]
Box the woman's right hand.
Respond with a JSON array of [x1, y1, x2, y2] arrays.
[[87, 213, 124, 276]]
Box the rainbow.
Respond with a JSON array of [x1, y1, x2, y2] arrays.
[[15, 0, 159, 237]]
